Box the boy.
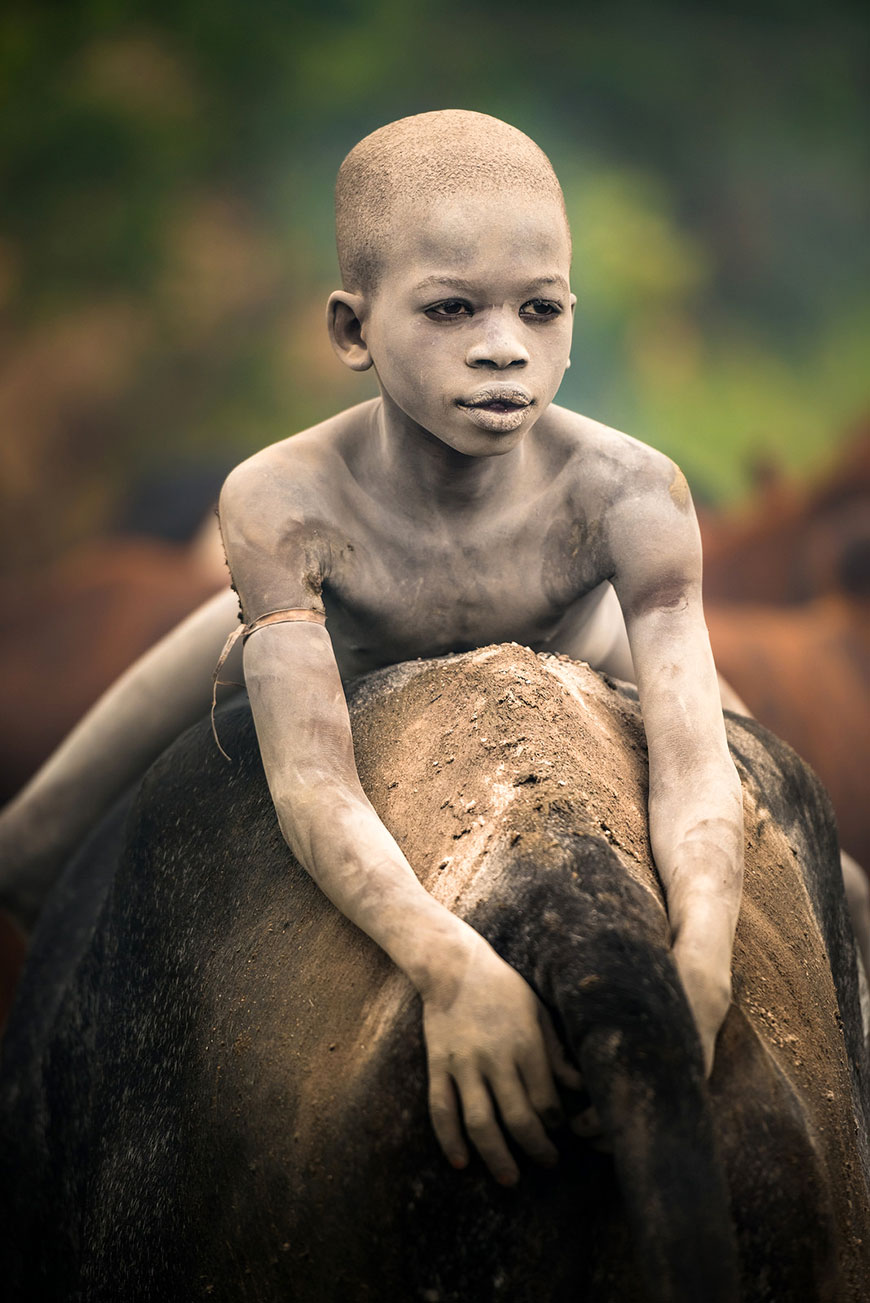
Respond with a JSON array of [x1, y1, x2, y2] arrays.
[[1, 111, 747, 1187]]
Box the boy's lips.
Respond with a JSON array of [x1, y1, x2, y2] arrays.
[[456, 386, 534, 432], [458, 385, 533, 411]]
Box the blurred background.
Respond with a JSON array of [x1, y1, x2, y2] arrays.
[[0, 0, 867, 884]]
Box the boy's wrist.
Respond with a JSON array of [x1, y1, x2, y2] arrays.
[[388, 906, 481, 1002]]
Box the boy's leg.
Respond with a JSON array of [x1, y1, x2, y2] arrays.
[[0, 587, 241, 929]]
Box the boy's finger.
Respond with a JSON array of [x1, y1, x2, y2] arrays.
[[671, 938, 731, 1078], [428, 1072, 468, 1170], [457, 1076, 519, 1186], [490, 1066, 559, 1166], [538, 1005, 584, 1091], [516, 1039, 562, 1126]]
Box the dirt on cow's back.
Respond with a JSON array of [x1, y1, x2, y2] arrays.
[[349, 643, 654, 913]]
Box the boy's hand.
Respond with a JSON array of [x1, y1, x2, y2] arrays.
[[671, 904, 735, 1076], [421, 934, 582, 1185]]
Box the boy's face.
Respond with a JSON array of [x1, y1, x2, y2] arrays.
[[358, 191, 575, 457]]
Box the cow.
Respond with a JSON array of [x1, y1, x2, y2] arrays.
[[1, 644, 869, 1301]]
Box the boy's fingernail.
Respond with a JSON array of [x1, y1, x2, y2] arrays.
[[450, 1155, 468, 1170], [497, 1169, 518, 1187]]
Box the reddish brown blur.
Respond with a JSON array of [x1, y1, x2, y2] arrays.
[[701, 426, 870, 867], [707, 598, 869, 863], [702, 431, 870, 607], [0, 530, 226, 805]]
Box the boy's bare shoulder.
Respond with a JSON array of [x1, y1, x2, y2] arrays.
[[219, 399, 378, 525], [218, 401, 379, 619], [544, 403, 685, 507], [543, 405, 699, 589]]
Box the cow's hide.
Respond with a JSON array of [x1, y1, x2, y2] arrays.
[[1, 645, 869, 1302]]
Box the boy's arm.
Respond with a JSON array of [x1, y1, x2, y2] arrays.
[[221, 469, 579, 1185], [609, 468, 744, 1075], [0, 588, 241, 926]]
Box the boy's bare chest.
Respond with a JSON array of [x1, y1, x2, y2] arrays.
[[318, 494, 609, 675]]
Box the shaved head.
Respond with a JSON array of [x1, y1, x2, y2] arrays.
[[335, 110, 569, 296]]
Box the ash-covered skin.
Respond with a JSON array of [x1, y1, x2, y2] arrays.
[[0, 111, 743, 1183], [1, 649, 867, 1301], [218, 172, 743, 1172]]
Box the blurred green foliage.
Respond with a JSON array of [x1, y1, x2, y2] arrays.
[[0, 0, 867, 566]]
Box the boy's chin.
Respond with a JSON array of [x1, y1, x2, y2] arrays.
[[429, 405, 536, 457], [432, 424, 526, 458]]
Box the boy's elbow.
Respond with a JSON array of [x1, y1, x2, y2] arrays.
[[272, 771, 368, 850]]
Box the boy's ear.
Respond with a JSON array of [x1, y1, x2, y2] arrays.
[[565, 293, 577, 368], [327, 291, 373, 372]]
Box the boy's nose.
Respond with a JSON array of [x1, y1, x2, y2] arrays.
[[465, 314, 529, 369]]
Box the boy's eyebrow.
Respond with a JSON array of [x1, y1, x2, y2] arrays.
[[412, 275, 477, 295], [412, 273, 570, 295]]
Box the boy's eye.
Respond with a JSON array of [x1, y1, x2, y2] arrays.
[[520, 299, 562, 320], [425, 300, 473, 320]]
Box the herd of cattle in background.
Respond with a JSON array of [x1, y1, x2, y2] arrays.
[[0, 425, 867, 1031]]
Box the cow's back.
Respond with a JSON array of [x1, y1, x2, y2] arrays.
[[1, 646, 868, 1301]]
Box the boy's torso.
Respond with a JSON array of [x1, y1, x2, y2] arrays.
[[230, 399, 670, 680]]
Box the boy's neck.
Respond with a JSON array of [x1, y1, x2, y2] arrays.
[[368, 395, 530, 517]]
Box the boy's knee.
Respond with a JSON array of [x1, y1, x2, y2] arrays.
[[717, 673, 751, 717]]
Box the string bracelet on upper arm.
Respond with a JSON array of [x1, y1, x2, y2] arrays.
[[211, 607, 327, 761]]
